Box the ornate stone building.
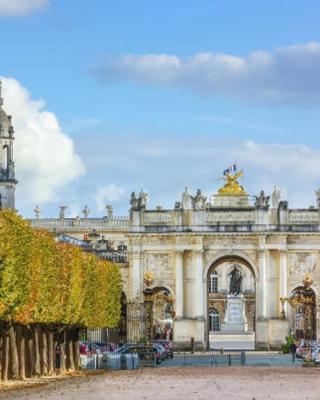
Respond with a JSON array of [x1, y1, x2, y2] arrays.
[[28, 176, 320, 350], [0, 85, 319, 349]]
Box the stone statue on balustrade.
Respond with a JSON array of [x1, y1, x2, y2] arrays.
[[229, 266, 243, 296], [130, 192, 139, 210], [255, 190, 270, 209], [272, 186, 281, 208], [181, 187, 192, 209], [130, 189, 149, 211], [192, 189, 207, 210], [138, 189, 148, 209]]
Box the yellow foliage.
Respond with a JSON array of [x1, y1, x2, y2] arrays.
[[0, 210, 122, 328]]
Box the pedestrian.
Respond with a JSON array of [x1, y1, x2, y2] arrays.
[[290, 342, 297, 362]]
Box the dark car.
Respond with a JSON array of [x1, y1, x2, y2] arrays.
[[112, 344, 163, 364]]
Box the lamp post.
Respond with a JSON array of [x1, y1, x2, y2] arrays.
[[280, 273, 316, 346], [143, 271, 154, 348]]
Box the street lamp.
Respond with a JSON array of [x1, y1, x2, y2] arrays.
[[143, 271, 155, 348], [280, 273, 316, 346]]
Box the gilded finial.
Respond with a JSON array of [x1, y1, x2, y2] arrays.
[[144, 271, 154, 287], [303, 272, 313, 288]]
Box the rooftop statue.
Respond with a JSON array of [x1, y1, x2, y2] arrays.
[[218, 170, 247, 196]]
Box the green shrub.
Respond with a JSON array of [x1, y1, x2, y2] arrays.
[[282, 333, 295, 353]]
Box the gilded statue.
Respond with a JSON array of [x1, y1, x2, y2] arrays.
[[218, 170, 247, 196]]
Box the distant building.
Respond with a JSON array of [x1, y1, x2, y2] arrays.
[[0, 80, 17, 209]]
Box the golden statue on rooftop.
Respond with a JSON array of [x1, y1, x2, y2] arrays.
[[218, 169, 247, 196]]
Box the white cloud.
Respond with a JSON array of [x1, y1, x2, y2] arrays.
[[78, 133, 320, 210], [1, 77, 85, 206], [93, 184, 126, 211], [0, 0, 48, 16], [94, 42, 320, 105]]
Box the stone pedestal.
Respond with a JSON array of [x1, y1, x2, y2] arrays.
[[174, 318, 205, 350], [221, 295, 248, 333]]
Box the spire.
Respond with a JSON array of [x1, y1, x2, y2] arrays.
[[0, 79, 3, 107]]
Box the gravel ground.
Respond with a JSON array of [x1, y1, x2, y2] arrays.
[[1, 366, 320, 400]]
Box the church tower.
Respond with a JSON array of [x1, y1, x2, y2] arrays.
[[0, 80, 17, 209]]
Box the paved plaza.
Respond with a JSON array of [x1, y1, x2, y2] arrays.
[[1, 361, 319, 400]]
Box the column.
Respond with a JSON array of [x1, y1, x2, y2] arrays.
[[195, 251, 204, 319], [258, 250, 267, 319], [132, 252, 142, 299], [175, 251, 184, 319], [279, 250, 288, 316]]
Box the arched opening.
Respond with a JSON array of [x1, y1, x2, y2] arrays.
[[152, 286, 174, 341], [208, 271, 218, 293], [2, 145, 8, 170], [207, 255, 256, 350], [209, 307, 220, 331]]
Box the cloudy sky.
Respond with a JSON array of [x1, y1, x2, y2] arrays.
[[1, 0, 320, 218]]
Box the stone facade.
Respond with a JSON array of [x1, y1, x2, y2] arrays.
[[27, 184, 320, 350]]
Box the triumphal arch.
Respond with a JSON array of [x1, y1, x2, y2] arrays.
[[30, 171, 320, 350]]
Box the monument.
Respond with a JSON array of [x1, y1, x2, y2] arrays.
[[221, 266, 248, 333]]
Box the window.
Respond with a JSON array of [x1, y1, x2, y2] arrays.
[[209, 307, 220, 331], [208, 271, 218, 293]]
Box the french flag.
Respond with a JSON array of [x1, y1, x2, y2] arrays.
[[223, 164, 237, 175]]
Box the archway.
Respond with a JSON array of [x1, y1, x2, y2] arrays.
[[206, 255, 256, 349]]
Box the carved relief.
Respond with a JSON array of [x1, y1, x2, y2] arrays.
[[289, 211, 318, 224], [144, 213, 173, 224], [290, 253, 316, 275], [145, 253, 173, 281]]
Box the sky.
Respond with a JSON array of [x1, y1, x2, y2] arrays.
[[1, 0, 320, 217]]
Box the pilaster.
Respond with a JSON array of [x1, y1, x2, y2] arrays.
[[175, 250, 184, 319]]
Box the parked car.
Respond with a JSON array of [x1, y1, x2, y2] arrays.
[[153, 341, 173, 359], [108, 344, 163, 364], [311, 345, 320, 363], [80, 341, 103, 355], [94, 341, 114, 353]]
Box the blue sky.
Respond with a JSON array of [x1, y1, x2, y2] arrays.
[[1, 0, 320, 217]]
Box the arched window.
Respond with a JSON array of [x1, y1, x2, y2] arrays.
[[2, 145, 8, 170], [209, 307, 220, 331], [208, 271, 218, 293]]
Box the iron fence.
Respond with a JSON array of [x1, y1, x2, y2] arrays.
[[159, 351, 245, 367]]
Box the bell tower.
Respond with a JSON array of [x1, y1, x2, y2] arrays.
[[0, 80, 17, 209]]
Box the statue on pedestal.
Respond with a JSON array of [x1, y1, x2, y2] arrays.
[[229, 266, 243, 296]]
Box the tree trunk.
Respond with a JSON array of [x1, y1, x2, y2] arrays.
[[73, 328, 80, 371], [59, 330, 66, 374], [33, 326, 41, 376], [9, 324, 19, 379], [53, 332, 58, 374], [0, 329, 3, 381], [47, 331, 54, 375], [40, 328, 48, 375], [16, 325, 26, 380], [26, 327, 34, 378], [66, 329, 75, 371], [1, 326, 9, 381]]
